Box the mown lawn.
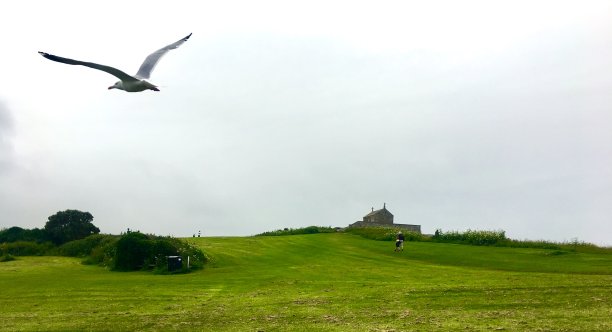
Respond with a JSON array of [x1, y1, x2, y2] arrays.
[[0, 233, 610, 331]]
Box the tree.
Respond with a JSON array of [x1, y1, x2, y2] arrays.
[[0, 226, 47, 243], [44, 210, 100, 245]]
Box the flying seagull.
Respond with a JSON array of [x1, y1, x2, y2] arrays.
[[39, 33, 192, 92]]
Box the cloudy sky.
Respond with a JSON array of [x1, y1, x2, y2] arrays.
[[1, 1, 611, 245]]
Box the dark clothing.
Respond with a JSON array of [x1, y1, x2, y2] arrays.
[[395, 233, 405, 252]]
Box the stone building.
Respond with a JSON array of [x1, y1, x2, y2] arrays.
[[363, 203, 394, 225], [349, 203, 421, 233]]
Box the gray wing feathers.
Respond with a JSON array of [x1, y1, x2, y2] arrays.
[[135, 33, 192, 79], [38, 52, 137, 81]]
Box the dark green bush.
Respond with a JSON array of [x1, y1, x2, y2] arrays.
[[113, 232, 153, 271], [256, 226, 337, 236], [55, 234, 119, 267], [57, 234, 118, 257], [82, 238, 117, 266], [0, 241, 54, 256], [0, 226, 208, 272], [112, 232, 207, 273], [0, 227, 47, 243]]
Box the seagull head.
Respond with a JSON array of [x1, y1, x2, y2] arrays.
[[108, 81, 124, 90]]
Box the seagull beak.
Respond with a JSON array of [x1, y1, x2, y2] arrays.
[[108, 86, 114, 90]]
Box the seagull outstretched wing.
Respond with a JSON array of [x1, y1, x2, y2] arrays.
[[38, 52, 137, 82], [135, 33, 192, 79]]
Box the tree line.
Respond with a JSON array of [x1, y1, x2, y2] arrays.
[[0, 209, 208, 273], [0, 210, 99, 245]]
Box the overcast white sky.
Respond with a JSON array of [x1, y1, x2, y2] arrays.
[[1, 0, 611, 245]]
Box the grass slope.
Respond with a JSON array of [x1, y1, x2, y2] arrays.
[[1, 233, 610, 331]]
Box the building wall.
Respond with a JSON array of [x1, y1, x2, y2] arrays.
[[395, 223, 421, 233], [363, 209, 394, 224], [349, 221, 421, 234]]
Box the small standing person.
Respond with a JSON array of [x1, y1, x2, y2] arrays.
[[395, 231, 405, 252]]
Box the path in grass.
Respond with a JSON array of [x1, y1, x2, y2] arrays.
[[0, 233, 610, 331]]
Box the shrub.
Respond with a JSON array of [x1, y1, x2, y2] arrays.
[[82, 238, 117, 266], [0, 241, 54, 256], [499, 239, 562, 250], [0, 227, 47, 243], [112, 232, 207, 273], [256, 226, 337, 236], [432, 229, 506, 246], [55, 234, 119, 267], [113, 232, 153, 271], [0, 254, 16, 262], [173, 239, 209, 271], [500, 238, 609, 254], [345, 226, 425, 242], [57, 234, 118, 257], [560, 240, 609, 254]]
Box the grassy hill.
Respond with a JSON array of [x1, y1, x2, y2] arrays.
[[1, 233, 610, 331]]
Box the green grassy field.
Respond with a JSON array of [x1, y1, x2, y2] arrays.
[[1, 233, 610, 331]]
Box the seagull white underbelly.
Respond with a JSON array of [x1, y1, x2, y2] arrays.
[[123, 80, 159, 92]]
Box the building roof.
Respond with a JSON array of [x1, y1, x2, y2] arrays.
[[364, 204, 393, 218]]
